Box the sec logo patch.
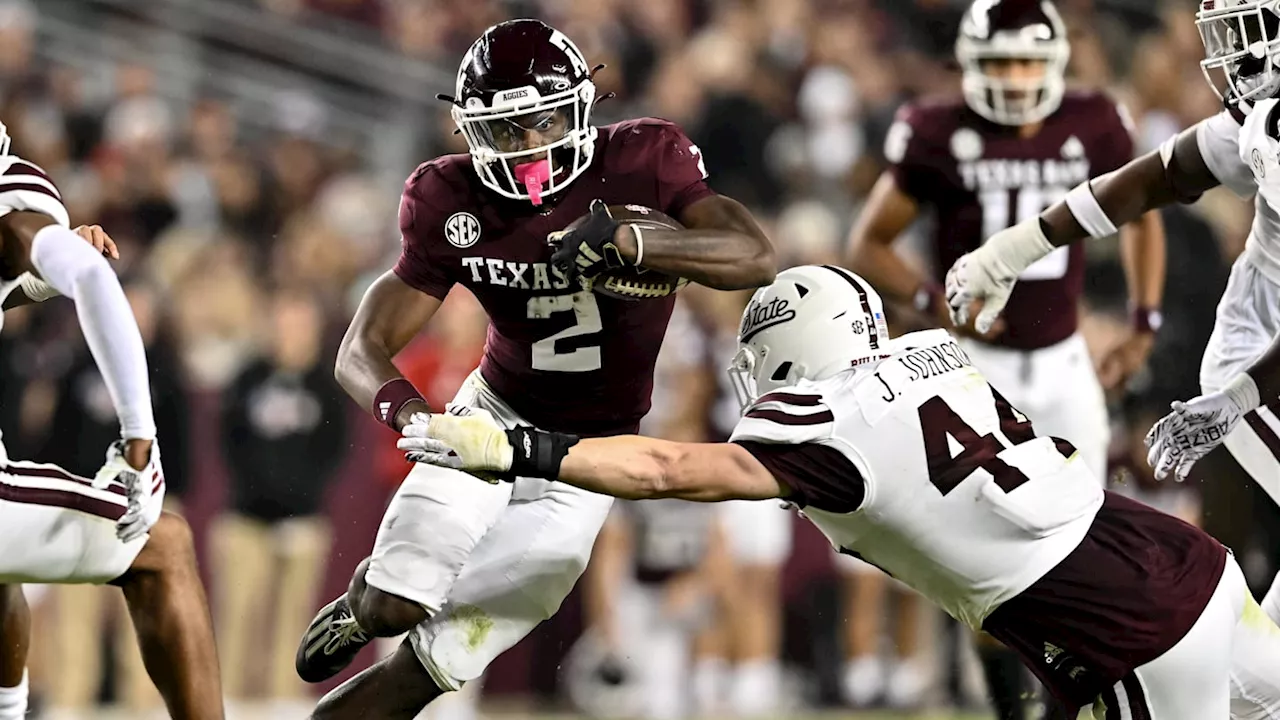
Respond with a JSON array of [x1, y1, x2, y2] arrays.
[[445, 212, 482, 248]]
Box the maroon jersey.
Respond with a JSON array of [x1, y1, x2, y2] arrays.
[[394, 118, 715, 436], [889, 90, 1135, 350]]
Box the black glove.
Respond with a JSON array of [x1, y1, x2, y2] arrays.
[[550, 199, 627, 281]]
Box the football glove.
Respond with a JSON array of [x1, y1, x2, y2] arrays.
[[398, 409, 579, 481], [1144, 374, 1259, 482], [93, 440, 165, 543], [945, 219, 1055, 334], [549, 199, 628, 281], [398, 409, 514, 480]]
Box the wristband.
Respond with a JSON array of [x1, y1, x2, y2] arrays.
[[505, 426, 580, 479], [1064, 180, 1119, 238], [1130, 306, 1163, 334], [373, 378, 425, 430], [1224, 372, 1262, 414]]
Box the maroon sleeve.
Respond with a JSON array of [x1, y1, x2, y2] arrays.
[[651, 121, 717, 217], [1092, 96, 1137, 175], [733, 440, 865, 514], [885, 104, 945, 204], [392, 174, 455, 300]]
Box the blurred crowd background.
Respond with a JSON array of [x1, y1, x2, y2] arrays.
[[0, 0, 1272, 717]]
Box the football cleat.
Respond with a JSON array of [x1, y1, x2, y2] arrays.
[[295, 593, 372, 683]]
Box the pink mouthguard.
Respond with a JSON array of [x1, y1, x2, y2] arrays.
[[513, 159, 551, 206]]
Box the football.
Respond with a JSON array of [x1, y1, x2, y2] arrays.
[[561, 204, 689, 301]]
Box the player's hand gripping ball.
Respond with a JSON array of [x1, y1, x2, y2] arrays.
[[549, 201, 689, 300]]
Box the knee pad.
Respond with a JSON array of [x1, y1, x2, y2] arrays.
[[409, 605, 493, 693]]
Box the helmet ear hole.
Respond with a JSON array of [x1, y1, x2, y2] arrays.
[[770, 362, 793, 383]]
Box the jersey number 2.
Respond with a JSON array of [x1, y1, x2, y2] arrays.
[[528, 291, 603, 372], [917, 388, 1067, 496]]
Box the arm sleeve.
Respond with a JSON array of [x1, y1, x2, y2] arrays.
[[29, 224, 156, 440], [392, 184, 456, 300], [652, 122, 718, 217], [733, 440, 866, 514]]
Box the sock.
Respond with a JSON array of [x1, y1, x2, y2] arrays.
[[978, 644, 1027, 720], [728, 660, 781, 716], [841, 656, 884, 707], [691, 658, 726, 715], [0, 670, 28, 720]]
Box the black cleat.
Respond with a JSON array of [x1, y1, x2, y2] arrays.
[[296, 593, 373, 683]]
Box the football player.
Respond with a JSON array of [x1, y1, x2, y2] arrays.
[[845, 0, 1165, 714], [294, 19, 774, 719], [0, 128, 222, 719], [404, 265, 1275, 720], [944, 0, 1280, 649]]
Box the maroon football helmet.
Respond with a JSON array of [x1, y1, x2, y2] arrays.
[[448, 19, 598, 205], [955, 0, 1070, 126]]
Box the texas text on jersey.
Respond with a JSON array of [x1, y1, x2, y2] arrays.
[[730, 328, 1225, 712], [888, 90, 1135, 349], [395, 118, 713, 437]]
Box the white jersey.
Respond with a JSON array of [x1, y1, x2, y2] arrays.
[[0, 154, 70, 329], [729, 329, 1103, 629], [1194, 104, 1280, 283]]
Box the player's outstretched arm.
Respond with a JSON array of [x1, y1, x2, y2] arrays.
[[398, 412, 789, 502], [947, 128, 1219, 332], [336, 270, 442, 431], [0, 212, 155, 463], [616, 195, 776, 290], [1039, 128, 1218, 247], [555, 436, 786, 502]]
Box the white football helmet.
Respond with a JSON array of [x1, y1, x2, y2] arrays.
[[1197, 0, 1280, 106], [728, 265, 891, 410], [955, 0, 1071, 126]]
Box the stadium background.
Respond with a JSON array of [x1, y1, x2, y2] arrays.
[[0, 0, 1272, 717]]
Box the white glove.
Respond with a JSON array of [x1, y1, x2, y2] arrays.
[[945, 219, 1055, 334], [396, 409, 513, 482], [93, 440, 165, 543], [1144, 374, 1259, 482]]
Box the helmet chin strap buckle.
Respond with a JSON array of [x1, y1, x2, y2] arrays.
[[514, 158, 551, 205]]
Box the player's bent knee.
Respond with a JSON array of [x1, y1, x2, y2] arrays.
[[353, 586, 428, 638], [125, 512, 196, 576]]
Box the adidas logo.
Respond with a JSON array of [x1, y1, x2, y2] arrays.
[[378, 401, 391, 421], [1044, 642, 1063, 665]]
